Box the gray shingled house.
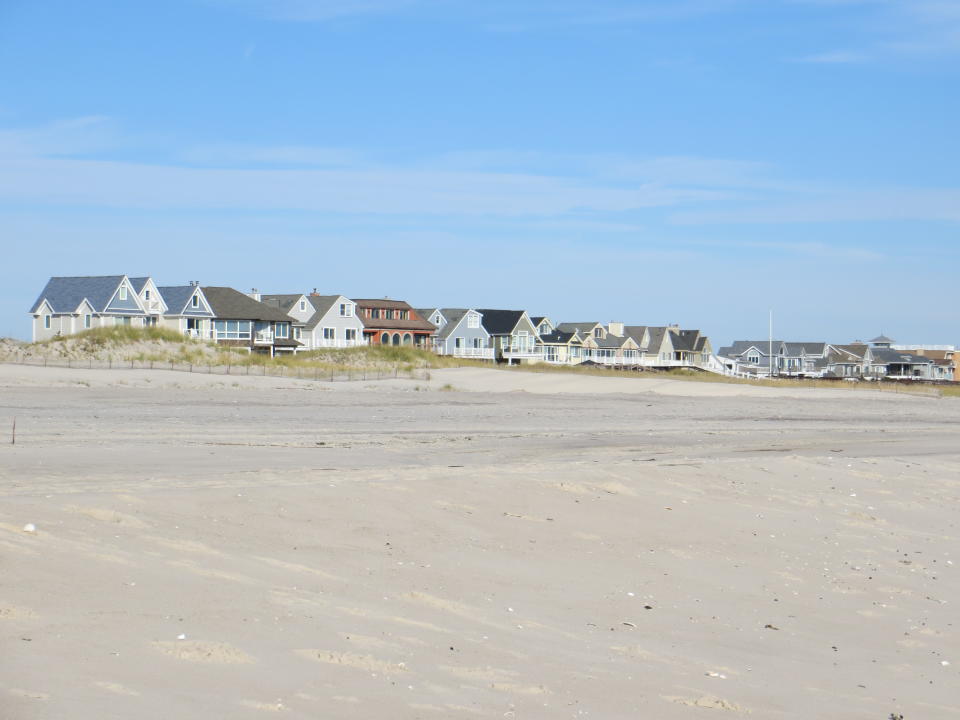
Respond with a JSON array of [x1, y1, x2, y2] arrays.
[[29, 275, 148, 341]]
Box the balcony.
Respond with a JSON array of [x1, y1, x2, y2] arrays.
[[449, 347, 495, 359], [254, 330, 274, 345], [184, 328, 215, 340], [313, 338, 368, 349]]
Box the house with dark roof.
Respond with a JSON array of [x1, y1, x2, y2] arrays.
[[29, 275, 149, 341], [475, 309, 540, 364], [868, 348, 936, 380], [423, 308, 493, 359], [354, 299, 435, 347], [531, 316, 554, 336], [202, 286, 300, 355], [538, 328, 585, 365], [157, 283, 215, 339], [263, 293, 364, 350]]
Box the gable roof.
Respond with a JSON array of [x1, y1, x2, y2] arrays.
[[557, 322, 602, 335], [870, 348, 933, 365], [158, 285, 212, 316], [353, 299, 436, 331], [261, 294, 304, 313], [475, 309, 529, 335], [201, 286, 296, 322], [433, 309, 468, 339], [30, 275, 144, 315], [129, 277, 151, 294], [538, 330, 581, 345]]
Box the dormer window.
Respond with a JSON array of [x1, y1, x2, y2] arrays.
[[191, 294, 199, 309], [594, 328, 602, 338], [299, 300, 306, 311], [145, 290, 151, 301], [467, 313, 479, 329], [339, 303, 352, 317], [119, 286, 128, 300]]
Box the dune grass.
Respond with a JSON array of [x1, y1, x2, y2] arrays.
[[40, 325, 189, 346]]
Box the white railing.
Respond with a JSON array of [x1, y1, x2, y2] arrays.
[[254, 330, 274, 345], [312, 338, 368, 349], [503, 348, 539, 357], [185, 329, 216, 340]]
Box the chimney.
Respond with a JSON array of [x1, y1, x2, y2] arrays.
[[248, 288, 261, 302], [311, 288, 318, 296], [608, 321, 624, 337]]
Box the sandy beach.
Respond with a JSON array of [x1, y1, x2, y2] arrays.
[[1, 364, 957, 719]]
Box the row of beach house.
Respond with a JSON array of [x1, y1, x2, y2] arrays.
[[28, 275, 717, 371], [28, 275, 955, 381]]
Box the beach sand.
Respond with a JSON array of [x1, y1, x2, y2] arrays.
[[1, 364, 957, 719]]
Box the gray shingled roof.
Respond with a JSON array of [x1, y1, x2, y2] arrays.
[[434, 309, 469, 340], [557, 322, 601, 335], [158, 285, 213, 316], [30, 275, 144, 315], [129, 277, 150, 294], [261, 294, 303, 313], [870, 348, 932, 365], [202, 287, 296, 322]]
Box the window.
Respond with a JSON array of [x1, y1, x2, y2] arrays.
[[323, 327, 335, 340], [345, 328, 357, 341], [339, 303, 352, 317], [191, 294, 199, 308], [294, 327, 301, 340], [119, 286, 128, 300], [747, 354, 760, 364], [455, 337, 464, 349], [399, 310, 408, 320], [386, 309, 394, 320], [276, 323, 289, 339], [371, 308, 380, 319], [214, 320, 252, 339], [84, 314, 91, 329], [594, 328, 602, 338], [299, 300, 306, 311], [44, 315, 51, 329], [473, 337, 482, 349], [145, 290, 151, 301], [467, 314, 479, 329]]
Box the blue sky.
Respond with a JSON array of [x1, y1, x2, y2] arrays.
[[2, 0, 958, 343]]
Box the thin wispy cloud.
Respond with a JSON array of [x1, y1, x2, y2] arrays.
[[793, 50, 869, 63], [2, 118, 958, 228]]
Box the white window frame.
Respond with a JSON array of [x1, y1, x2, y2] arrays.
[[345, 328, 357, 341], [84, 314, 91, 329], [323, 327, 336, 340], [467, 313, 479, 329], [275, 323, 289, 339], [44, 315, 51, 329], [191, 294, 199, 308]]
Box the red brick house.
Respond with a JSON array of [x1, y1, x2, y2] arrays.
[[353, 299, 435, 347]]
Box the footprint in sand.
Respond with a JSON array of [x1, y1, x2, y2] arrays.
[[94, 681, 139, 696], [664, 695, 745, 712], [153, 640, 254, 664], [294, 649, 406, 674]]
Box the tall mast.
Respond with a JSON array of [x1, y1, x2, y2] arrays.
[[769, 309, 773, 377]]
